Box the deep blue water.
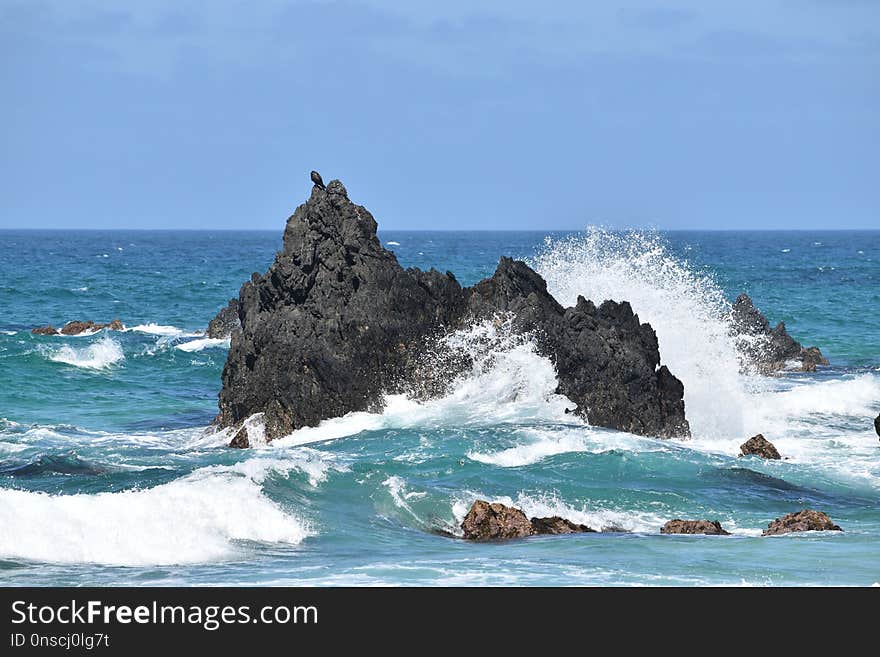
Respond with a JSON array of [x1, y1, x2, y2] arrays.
[[0, 228, 878, 585]]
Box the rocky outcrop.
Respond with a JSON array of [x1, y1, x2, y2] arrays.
[[660, 520, 730, 535], [31, 319, 124, 336], [460, 501, 596, 540], [730, 294, 827, 372], [461, 501, 534, 540], [207, 299, 241, 339], [739, 434, 781, 460], [762, 509, 842, 536], [874, 413, 879, 439], [214, 180, 689, 443]]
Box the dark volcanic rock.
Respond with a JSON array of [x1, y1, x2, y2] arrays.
[[730, 294, 827, 373], [461, 500, 533, 540], [207, 298, 241, 339], [739, 433, 781, 460], [661, 520, 730, 535], [57, 319, 124, 336], [530, 516, 596, 535], [31, 325, 59, 335], [215, 179, 689, 442], [228, 425, 249, 449], [762, 509, 842, 536], [874, 413, 879, 439]]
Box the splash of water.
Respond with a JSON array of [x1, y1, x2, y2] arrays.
[[531, 228, 757, 439]]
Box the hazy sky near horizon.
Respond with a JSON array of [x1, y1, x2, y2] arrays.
[[1, 1, 878, 230]]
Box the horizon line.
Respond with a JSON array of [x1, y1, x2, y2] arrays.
[[1, 227, 879, 233]]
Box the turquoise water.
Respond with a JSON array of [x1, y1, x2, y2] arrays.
[[0, 229, 878, 585]]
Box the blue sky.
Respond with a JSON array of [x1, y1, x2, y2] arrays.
[[1, 1, 877, 230]]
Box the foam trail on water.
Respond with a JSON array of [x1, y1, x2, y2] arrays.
[[0, 464, 312, 566], [532, 228, 754, 439], [46, 336, 125, 370]]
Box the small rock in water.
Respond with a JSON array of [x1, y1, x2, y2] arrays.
[[661, 520, 730, 535], [739, 433, 781, 460], [874, 413, 879, 439], [54, 319, 125, 335], [461, 500, 533, 540], [530, 516, 596, 535], [31, 325, 59, 335], [762, 509, 842, 536]]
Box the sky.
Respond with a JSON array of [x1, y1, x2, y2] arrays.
[[1, 1, 878, 230]]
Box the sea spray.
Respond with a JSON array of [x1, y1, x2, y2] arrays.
[[45, 335, 125, 370], [532, 228, 757, 439]]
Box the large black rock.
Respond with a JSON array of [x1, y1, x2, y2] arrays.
[[730, 293, 828, 372], [214, 180, 689, 442]]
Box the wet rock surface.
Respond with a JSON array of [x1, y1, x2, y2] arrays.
[[32, 319, 125, 336], [740, 434, 782, 460], [660, 519, 730, 535], [461, 501, 596, 540], [730, 294, 827, 372], [207, 299, 241, 339], [762, 509, 842, 536]]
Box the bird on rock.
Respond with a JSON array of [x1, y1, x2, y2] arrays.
[[310, 170, 326, 190]]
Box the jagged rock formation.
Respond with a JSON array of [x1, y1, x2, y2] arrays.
[[460, 500, 596, 540], [762, 509, 842, 536], [660, 520, 730, 535], [206, 299, 241, 339], [730, 294, 827, 372], [214, 180, 689, 442], [31, 319, 124, 336], [740, 434, 781, 460]]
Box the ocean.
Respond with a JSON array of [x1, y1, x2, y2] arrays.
[[0, 228, 878, 586]]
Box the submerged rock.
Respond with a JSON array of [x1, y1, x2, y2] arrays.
[[730, 294, 827, 373], [460, 501, 596, 540], [661, 520, 730, 535], [530, 516, 596, 535], [206, 298, 241, 339], [762, 509, 842, 536], [31, 325, 59, 335], [214, 179, 689, 443], [461, 500, 534, 540], [739, 434, 781, 460]]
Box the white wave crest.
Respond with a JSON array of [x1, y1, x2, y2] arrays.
[[127, 323, 197, 337], [175, 337, 230, 352], [0, 466, 311, 566], [532, 228, 758, 439], [46, 336, 125, 369]]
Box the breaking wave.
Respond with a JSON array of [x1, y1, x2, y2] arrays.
[[45, 336, 125, 370]]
